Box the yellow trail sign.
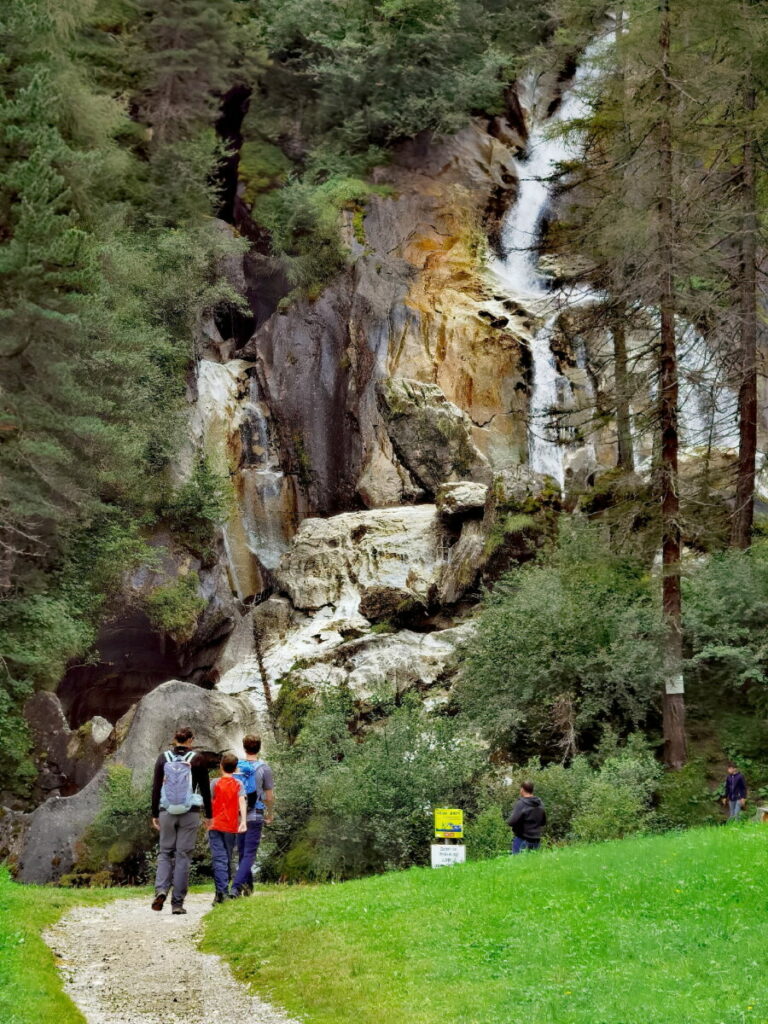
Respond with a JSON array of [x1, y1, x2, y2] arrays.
[[434, 807, 464, 839]]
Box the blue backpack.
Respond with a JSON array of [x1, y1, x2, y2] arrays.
[[159, 750, 203, 814], [234, 758, 266, 811]]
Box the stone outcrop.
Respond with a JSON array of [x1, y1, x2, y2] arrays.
[[436, 481, 488, 517], [275, 506, 445, 613], [25, 692, 115, 797], [35, 119, 555, 811], [18, 681, 261, 884], [57, 535, 238, 727], [376, 378, 492, 494]]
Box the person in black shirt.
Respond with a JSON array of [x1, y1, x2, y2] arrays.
[[724, 763, 747, 820], [507, 780, 547, 854], [150, 726, 212, 915]]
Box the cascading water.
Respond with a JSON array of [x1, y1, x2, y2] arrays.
[[492, 44, 606, 489], [493, 39, 739, 486]]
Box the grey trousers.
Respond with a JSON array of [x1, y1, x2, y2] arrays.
[[155, 809, 200, 906]]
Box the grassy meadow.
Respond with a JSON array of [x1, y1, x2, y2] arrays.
[[204, 825, 768, 1024]]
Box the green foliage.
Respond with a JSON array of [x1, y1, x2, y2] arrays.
[[684, 541, 768, 702], [0, 0, 249, 794], [158, 457, 231, 554], [143, 573, 205, 642], [571, 748, 661, 843], [254, 176, 385, 291], [256, 0, 545, 151], [273, 675, 316, 745], [79, 766, 155, 884], [496, 738, 661, 845], [464, 803, 510, 860], [238, 135, 292, 205], [262, 689, 486, 880], [655, 759, 720, 831], [458, 523, 663, 756]]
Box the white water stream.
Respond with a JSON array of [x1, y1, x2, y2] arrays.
[[493, 40, 738, 488], [491, 45, 605, 488]]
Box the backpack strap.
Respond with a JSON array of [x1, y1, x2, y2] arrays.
[[252, 760, 266, 809], [164, 749, 195, 763]]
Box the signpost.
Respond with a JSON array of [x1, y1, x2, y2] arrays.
[[432, 808, 465, 868]]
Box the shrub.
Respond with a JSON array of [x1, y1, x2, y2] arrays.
[[457, 523, 663, 758], [79, 766, 155, 884], [465, 804, 510, 860], [655, 759, 720, 830], [262, 689, 487, 880], [571, 748, 662, 843], [159, 457, 230, 554], [143, 573, 205, 642], [254, 176, 386, 292]]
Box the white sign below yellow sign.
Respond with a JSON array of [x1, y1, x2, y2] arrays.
[[431, 844, 466, 868]]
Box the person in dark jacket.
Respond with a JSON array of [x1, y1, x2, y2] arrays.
[[724, 763, 747, 820], [507, 781, 547, 854], [150, 726, 212, 915]]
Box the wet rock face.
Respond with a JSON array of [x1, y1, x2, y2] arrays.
[[241, 279, 364, 517], [57, 610, 187, 728], [18, 681, 262, 884]]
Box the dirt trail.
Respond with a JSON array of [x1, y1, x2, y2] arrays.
[[44, 893, 301, 1024]]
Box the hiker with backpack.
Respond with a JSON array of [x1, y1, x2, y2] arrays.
[[208, 753, 248, 904], [229, 733, 274, 897], [150, 726, 212, 915]]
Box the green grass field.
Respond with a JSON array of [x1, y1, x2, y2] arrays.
[[203, 826, 768, 1024], [0, 869, 143, 1024]]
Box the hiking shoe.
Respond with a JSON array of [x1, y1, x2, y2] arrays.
[[171, 905, 187, 915], [241, 883, 253, 897], [212, 892, 226, 906], [151, 892, 167, 912], [229, 888, 243, 899]]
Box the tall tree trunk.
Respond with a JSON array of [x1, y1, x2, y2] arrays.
[[612, 16, 635, 474], [658, 0, 686, 768], [613, 305, 635, 472], [731, 77, 758, 549]]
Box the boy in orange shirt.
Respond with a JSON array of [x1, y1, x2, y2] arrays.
[[208, 752, 247, 904]]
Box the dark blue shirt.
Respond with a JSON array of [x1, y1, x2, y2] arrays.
[[725, 772, 747, 801]]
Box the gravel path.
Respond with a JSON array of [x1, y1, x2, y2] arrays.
[[44, 894, 301, 1024]]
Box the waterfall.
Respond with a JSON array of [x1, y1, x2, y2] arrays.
[[494, 38, 738, 486], [492, 43, 605, 488]]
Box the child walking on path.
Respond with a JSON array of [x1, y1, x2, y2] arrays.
[[208, 753, 247, 904]]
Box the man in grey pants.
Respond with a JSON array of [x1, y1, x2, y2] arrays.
[[150, 726, 212, 915]]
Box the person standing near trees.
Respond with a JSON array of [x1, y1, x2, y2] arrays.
[[150, 726, 212, 915], [230, 733, 274, 897], [508, 781, 547, 854], [724, 763, 747, 820]]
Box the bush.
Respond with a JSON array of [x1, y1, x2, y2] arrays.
[[254, 175, 385, 292], [465, 804, 510, 860], [655, 759, 720, 830], [143, 573, 205, 642], [571, 747, 661, 843], [457, 523, 663, 758], [78, 766, 155, 884], [159, 457, 230, 554], [262, 689, 487, 880]]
